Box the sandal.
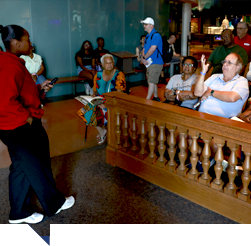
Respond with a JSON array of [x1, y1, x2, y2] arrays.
[[97, 130, 107, 145]]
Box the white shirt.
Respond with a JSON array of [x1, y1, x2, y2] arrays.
[[20, 53, 42, 74], [166, 73, 199, 109]]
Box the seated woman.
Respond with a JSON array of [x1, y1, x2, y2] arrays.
[[164, 56, 199, 109], [78, 54, 126, 144], [75, 40, 96, 95], [20, 44, 47, 85], [135, 35, 146, 69]]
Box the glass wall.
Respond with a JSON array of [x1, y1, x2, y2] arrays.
[[0, 0, 172, 96]]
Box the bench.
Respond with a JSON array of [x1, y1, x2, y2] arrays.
[[50, 76, 87, 96]]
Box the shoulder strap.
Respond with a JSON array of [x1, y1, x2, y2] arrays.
[[150, 31, 158, 40]]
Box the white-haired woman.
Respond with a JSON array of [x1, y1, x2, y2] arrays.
[[78, 54, 126, 144]]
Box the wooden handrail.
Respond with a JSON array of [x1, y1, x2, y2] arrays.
[[105, 91, 251, 223]]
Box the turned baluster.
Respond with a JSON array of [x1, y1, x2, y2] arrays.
[[177, 127, 188, 176], [156, 122, 166, 168], [122, 114, 130, 149], [166, 125, 177, 172], [224, 142, 239, 196], [199, 133, 212, 185], [188, 130, 199, 180], [238, 146, 251, 201], [130, 116, 138, 152], [211, 138, 224, 191], [146, 120, 157, 164], [139, 118, 147, 157], [115, 112, 121, 147]]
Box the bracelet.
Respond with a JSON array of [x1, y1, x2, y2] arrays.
[[200, 71, 206, 76]]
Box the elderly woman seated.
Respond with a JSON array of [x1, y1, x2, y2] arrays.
[[164, 56, 199, 109], [78, 53, 126, 144]]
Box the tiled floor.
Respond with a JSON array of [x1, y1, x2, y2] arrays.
[[0, 44, 212, 169]]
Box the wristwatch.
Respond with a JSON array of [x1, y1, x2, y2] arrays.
[[211, 90, 215, 96]]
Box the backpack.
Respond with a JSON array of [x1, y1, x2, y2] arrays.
[[150, 32, 173, 63]]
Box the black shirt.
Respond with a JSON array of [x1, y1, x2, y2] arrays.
[[93, 48, 110, 61]]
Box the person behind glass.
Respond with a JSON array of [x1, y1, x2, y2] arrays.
[[75, 40, 96, 95], [0, 24, 75, 224], [93, 37, 110, 70], [164, 56, 198, 109], [167, 34, 181, 62], [78, 54, 126, 144], [135, 35, 146, 68], [20, 44, 47, 85]]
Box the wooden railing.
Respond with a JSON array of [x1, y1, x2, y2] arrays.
[[105, 91, 251, 224]]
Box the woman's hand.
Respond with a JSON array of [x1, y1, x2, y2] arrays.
[[240, 111, 251, 122], [41, 80, 53, 92], [31, 74, 37, 83]]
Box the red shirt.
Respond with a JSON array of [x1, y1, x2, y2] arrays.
[[234, 34, 251, 60], [0, 51, 44, 130]]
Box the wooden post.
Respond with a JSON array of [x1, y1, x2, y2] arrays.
[[115, 111, 121, 149], [146, 119, 157, 164], [176, 127, 188, 176], [224, 142, 239, 196], [156, 122, 167, 168], [121, 114, 130, 152], [199, 133, 212, 185], [211, 138, 225, 191], [238, 146, 251, 201], [129, 115, 138, 155], [138, 117, 148, 160], [187, 130, 199, 180], [166, 124, 177, 172]]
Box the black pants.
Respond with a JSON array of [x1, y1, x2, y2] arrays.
[[0, 119, 65, 220]]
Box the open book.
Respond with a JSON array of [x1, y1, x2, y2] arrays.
[[75, 95, 104, 106]]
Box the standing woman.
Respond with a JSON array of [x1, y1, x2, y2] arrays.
[[0, 25, 75, 224]]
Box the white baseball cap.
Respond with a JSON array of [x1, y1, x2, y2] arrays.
[[140, 17, 154, 25]]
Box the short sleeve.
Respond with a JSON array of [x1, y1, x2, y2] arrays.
[[115, 71, 126, 91], [166, 76, 175, 90], [151, 33, 162, 46]]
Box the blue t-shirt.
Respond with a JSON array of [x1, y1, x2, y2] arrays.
[[199, 74, 249, 118], [144, 28, 164, 65]]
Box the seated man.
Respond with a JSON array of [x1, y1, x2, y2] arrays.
[[164, 56, 198, 109], [167, 34, 181, 63], [195, 53, 249, 119], [93, 37, 110, 70], [206, 29, 248, 75]]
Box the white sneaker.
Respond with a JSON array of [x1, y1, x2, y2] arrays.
[[9, 212, 44, 224], [89, 87, 94, 96], [56, 196, 75, 214], [84, 83, 91, 95]]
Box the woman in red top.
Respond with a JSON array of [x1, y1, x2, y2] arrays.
[[0, 25, 75, 224]]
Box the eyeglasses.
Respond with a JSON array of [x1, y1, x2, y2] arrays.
[[182, 63, 194, 67], [221, 60, 237, 66]]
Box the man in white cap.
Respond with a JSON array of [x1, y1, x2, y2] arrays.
[[140, 17, 164, 101]]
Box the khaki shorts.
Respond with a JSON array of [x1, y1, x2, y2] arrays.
[[146, 64, 163, 84]]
